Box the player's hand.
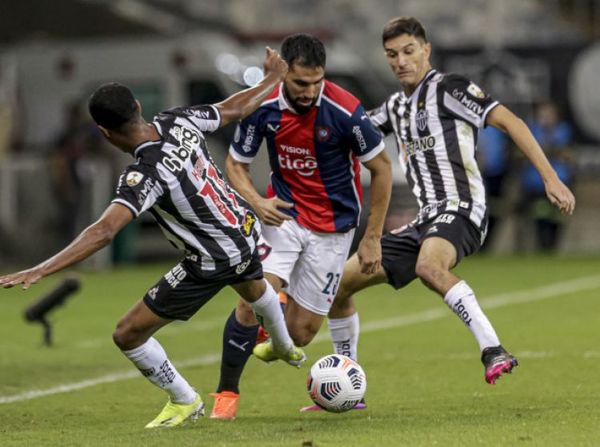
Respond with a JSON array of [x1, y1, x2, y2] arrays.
[[356, 234, 382, 275], [0, 268, 43, 290], [254, 196, 293, 226], [263, 47, 288, 81], [545, 177, 576, 215]]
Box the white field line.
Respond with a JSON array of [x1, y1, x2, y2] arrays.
[[1, 274, 599, 405]]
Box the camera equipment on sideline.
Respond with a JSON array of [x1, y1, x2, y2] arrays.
[[24, 277, 81, 346]]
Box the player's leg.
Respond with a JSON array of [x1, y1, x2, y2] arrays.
[[232, 277, 305, 365], [328, 253, 388, 361], [114, 261, 222, 427], [211, 225, 300, 419], [415, 213, 517, 384]]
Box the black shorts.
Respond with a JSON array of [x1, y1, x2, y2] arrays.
[[381, 212, 485, 289], [143, 252, 263, 321]]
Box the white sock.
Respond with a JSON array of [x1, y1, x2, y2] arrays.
[[328, 313, 360, 361], [443, 280, 500, 351], [249, 280, 294, 353], [122, 337, 197, 404]]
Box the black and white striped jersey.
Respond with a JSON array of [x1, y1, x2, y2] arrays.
[[112, 105, 260, 272], [369, 69, 499, 229]]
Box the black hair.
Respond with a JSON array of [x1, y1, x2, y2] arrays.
[[382, 16, 428, 45], [280, 33, 326, 69], [88, 82, 138, 130]]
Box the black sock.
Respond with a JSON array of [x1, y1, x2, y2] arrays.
[[216, 309, 259, 394]]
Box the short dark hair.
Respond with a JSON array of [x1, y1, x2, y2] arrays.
[[382, 16, 428, 45], [281, 33, 326, 69], [88, 82, 138, 130]]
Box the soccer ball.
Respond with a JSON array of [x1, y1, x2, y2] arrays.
[[307, 354, 367, 413]]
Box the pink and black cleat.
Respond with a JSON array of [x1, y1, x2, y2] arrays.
[[481, 345, 518, 385]]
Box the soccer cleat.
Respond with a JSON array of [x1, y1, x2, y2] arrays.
[[209, 391, 240, 420], [300, 398, 367, 412], [145, 393, 205, 428], [481, 345, 519, 385], [256, 326, 270, 344], [253, 340, 307, 367]]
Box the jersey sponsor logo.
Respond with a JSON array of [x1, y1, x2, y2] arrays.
[[459, 95, 484, 116], [352, 125, 367, 151], [416, 109, 429, 131], [467, 82, 485, 99], [278, 144, 317, 176], [242, 124, 256, 152], [126, 171, 144, 187], [164, 263, 187, 288], [316, 126, 331, 142], [406, 135, 436, 157], [162, 126, 200, 173], [241, 212, 256, 237], [137, 177, 156, 206]]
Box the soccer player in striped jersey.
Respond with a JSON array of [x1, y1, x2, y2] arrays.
[[331, 17, 575, 385], [210, 34, 392, 418], [0, 48, 306, 428]]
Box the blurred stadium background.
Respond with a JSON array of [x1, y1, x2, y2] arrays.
[[1, 0, 599, 269]]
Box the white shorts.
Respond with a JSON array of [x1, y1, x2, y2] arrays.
[[259, 220, 355, 316]]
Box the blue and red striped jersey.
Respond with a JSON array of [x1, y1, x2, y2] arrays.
[[229, 80, 384, 233]]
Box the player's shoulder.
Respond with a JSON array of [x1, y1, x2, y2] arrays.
[[322, 80, 361, 115], [438, 72, 474, 90]]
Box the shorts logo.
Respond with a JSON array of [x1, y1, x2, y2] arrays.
[[241, 212, 256, 237], [236, 259, 251, 274], [147, 286, 159, 300], [433, 213, 456, 224], [316, 126, 331, 142], [427, 225, 438, 234], [126, 171, 144, 187], [416, 109, 428, 131], [164, 264, 187, 288]]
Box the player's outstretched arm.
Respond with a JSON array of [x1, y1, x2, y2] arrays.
[[486, 105, 576, 215], [0, 204, 133, 290], [357, 151, 393, 274], [225, 154, 292, 226], [215, 47, 288, 127]]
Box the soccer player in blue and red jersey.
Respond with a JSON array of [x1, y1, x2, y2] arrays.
[[210, 34, 392, 418]]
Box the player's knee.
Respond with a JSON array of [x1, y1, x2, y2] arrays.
[[415, 259, 444, 286], [291, 329, 316, 347], [235, 299, 258, 325], [112, 320, 142, 351]]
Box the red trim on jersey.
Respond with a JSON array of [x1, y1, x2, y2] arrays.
[[263, 84, 280, 103], [351, 153, 363, 203], [323, 80, 360, 114], [275, 108, 335, 232]]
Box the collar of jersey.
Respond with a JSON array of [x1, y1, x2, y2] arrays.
[[277, 81, 325, 114], [133, 122, 163, 158], [403, 69, 437, 101]]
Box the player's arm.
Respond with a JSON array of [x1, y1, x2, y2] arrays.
[[225, 154, 292, 226], [357, 151, 393, 274], [0, 204, 133, 289], [214, 47, 287, 127], [486, 105, 576, 215]]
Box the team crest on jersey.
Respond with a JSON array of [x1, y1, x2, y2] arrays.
[[126, 171, 144, 187], [467, 82, 485, 98], [316, 126, 331, 142], [416, 109, 429, 131], [241, 212, 256, 237]]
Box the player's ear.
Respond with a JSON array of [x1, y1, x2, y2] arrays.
[[98, 125, 111, 139], [135, 99, 142, 115], [423, 42, 432, 60]]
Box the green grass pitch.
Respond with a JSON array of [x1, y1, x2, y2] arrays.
[[1, 254, 599, 446]]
